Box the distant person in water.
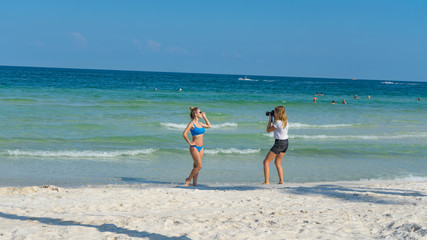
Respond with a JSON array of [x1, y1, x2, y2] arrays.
[[342, 99, 347, 104], [313, 97, 317, 103], [418, 97, 421, 101], [354, 94, 359, 99], [263, 106, 289, 184], [182, 107, 211, 186], [331, 101, 336, 104]]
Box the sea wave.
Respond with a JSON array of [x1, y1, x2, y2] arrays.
[[290, 133, 427, 140], [161, 122, 350, 130], [262, 132, 427, 139], [381, 81, 420, 86], [204, 148, 260, 155], [6, 149, 158, 158], [161, 122, 238, 129], [360, 174, 427, 182], [289, 122, 353, 129], [392, 175, 427, 182]]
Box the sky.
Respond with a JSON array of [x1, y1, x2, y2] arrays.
[[1, 0, 426, 81]]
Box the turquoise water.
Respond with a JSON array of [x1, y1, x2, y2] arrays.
[[0, 66, 426, 186]]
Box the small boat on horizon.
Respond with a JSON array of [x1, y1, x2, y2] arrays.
[[238, 76, 257, 81]]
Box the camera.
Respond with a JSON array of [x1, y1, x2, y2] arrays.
[[265, 110, 275, 116]]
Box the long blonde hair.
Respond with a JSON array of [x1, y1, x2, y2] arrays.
[[274, 106, 288, 128], [189, 107, 199, 119]]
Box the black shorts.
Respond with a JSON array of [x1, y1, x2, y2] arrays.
[[270, 139, 289, 154]]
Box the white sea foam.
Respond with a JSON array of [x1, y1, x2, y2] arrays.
[[212, 122, 238, 128], [289, 122, 353, 129], [204, 148, 260, 155], [381, 81, 419, 86], [162, 122, 350, 130], [360, 174, 427, 182], [160, 122, 187, 129], [393, 175, 427, 182], [161, 122, 237, 130], [7, 149, 158, 158], [263, 132, 427, 139], [263, 132, 274, 138], [289, 133, 427, 140]]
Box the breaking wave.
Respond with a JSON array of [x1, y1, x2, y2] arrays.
[[263, 132, 427, 140], [6, 149, 158, 158], [289, 122, 353, 129], [161, 122, 238, 129], [204, 148, 260, 155]]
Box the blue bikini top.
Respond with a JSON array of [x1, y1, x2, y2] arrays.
[[190, 122, 205, 136]]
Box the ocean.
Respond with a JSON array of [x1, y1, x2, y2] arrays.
[[0, 66, 426, 187]]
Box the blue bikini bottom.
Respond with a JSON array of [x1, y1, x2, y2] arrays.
[[191, 145, 204, 152]]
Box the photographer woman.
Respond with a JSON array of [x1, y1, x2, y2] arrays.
[[263, 106, 289, 184], [182, 107, 211, 186]]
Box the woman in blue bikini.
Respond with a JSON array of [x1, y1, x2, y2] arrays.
[[182, 107, 211, 186]]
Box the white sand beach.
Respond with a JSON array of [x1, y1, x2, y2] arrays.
[[0, 180, 426, 239]]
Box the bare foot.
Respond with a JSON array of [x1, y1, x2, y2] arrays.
[[278, 181, 284, 184], [185, 178, 191, 186], [262, 182, 269, 185], [193, 183, 197, 186]]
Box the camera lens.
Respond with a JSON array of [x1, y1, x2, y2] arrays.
[[266, 110, 274, 116]]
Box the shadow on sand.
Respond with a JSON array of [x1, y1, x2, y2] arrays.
[[284, 184, 426, 205], [0, 211, 191, 240], [117, 177, 180, 185], [175, 184, 264, 191], [117, 177, 425, 204], [117, 177, 264, 191]]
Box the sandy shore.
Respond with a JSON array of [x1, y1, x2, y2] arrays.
[[0, 180, 426, 240]]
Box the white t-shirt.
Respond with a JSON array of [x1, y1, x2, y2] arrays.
[[273, 120, 288, 140]]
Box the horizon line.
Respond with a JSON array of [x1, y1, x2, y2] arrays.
[[0, 64, 425, 83]]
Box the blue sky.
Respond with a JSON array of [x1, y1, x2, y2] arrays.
[[1, 1, 426, 81]]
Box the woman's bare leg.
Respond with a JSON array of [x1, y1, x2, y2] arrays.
[[263, 151, 277, 184], [186, 147, 203, 186], [192, 148, 203, 186], [275, 152, 285, 184], [192, 162, 198, 186]]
